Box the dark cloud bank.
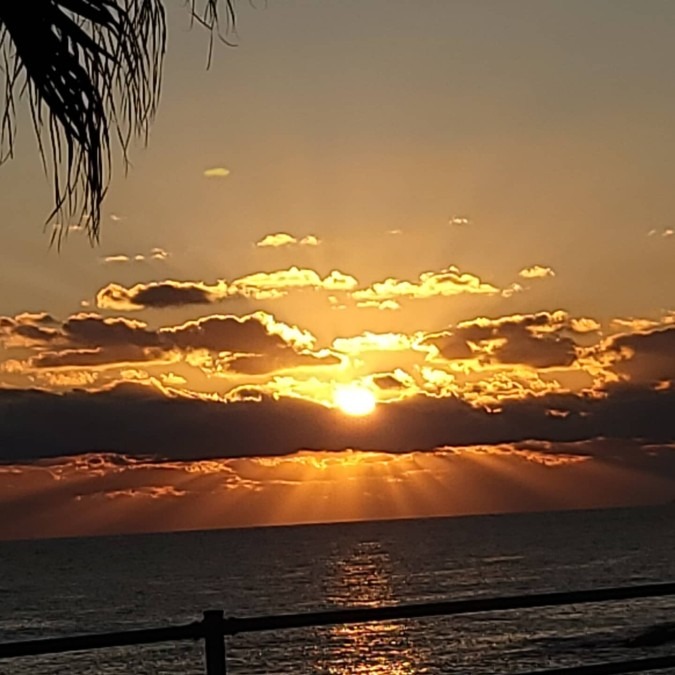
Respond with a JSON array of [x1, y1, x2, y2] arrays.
[[1, 382, 673, 470]]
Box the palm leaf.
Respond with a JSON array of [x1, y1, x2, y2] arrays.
[[0, 0, 233, 242]]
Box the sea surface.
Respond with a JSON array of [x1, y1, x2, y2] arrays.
[[0, 506, 674, 674]]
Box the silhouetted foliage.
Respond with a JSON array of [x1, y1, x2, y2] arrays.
[[0, 0, 234, 242]]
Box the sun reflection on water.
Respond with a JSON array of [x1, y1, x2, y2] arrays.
[[311, 541, 425, 674]]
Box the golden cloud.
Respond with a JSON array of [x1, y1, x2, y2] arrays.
[[610, 317, 661, 332], [203, 167, 230, 178], [256, 233, 321, 248], [150, 248, 170, 261], [100, 248, 170, 264], [256, 233, 297, 248], [352, 266, 500, 302], [519, 265, 555, 279], [569, 317, 601, 333], [160, 372, 187, 386], [33, 370, 100, 388], [5, 303, 673, 417], [232, 267, 358, 297]]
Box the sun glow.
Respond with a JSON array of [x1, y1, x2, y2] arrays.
[[334, 385, 377, 416]]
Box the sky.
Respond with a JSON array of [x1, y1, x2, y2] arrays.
[[1, 0, 675, 540]]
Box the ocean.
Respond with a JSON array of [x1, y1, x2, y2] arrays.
[[0, 506, 674, 674]]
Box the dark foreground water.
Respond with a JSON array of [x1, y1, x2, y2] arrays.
[[1, 506, 675, 674]]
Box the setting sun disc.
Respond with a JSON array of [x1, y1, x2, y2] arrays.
[[334, 385, 377, 417]]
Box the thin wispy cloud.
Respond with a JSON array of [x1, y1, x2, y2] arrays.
[[647, 228, 673, 238], [99, 248, 170, 265], [149, 248, 170, 261], [203, 167, 230, 178], [101, 255, 131, 264], [256, 233, 321, 248]]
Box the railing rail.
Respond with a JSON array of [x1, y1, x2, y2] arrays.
[[1, 582, 674, 674]]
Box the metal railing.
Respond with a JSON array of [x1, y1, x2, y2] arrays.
[[1, 582, 675, 674]]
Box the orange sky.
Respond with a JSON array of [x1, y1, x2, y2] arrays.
[[1, 1, 675, 539]]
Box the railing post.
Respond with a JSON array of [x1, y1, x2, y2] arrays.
[[202, 610, 226, 675]]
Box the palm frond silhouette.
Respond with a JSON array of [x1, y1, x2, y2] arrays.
[[0, 0, 233, 241]]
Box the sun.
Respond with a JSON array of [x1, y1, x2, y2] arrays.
[[334, 385, 377, 416]]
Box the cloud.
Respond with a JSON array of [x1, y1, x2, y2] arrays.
[[590, 325, 675, 385], [610, 317, 661, 332], [163, 315, 296, 354], [95, 268, 357, 310], [160, 372, 187, 386], [33, 370, 100, 388], [231, 267, 358, 297], [256, 233, 321, 248], [0, 379, 673, 464], [150, 248, 170, 261], [100, 248, 170, 265], [5, 314, 171, 370], [3, 438, 674, 540], [449, 216, 470, 226], [101, 255, 131, 264], [97, 281, 226, 311], [30, 346, 169, 370], [0, 312, 329, 375], [371, 371, 413, 391], [6, 307, 673, 421], [0, 313, 62, 348], [256, 233, 296, 248], [648, 229, 673, 238], [420, 330, 474, 361], [227, 350, 340, 375], [421, 311, 586, 369], [519, 265, 555, 279], [60, 315, 163, 348], [203, 167, 230, 178], [569, 317, 601, 333], [15, 312, 58, 326], [352, 266, 500, 302], [92, 262, 509, 312]]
